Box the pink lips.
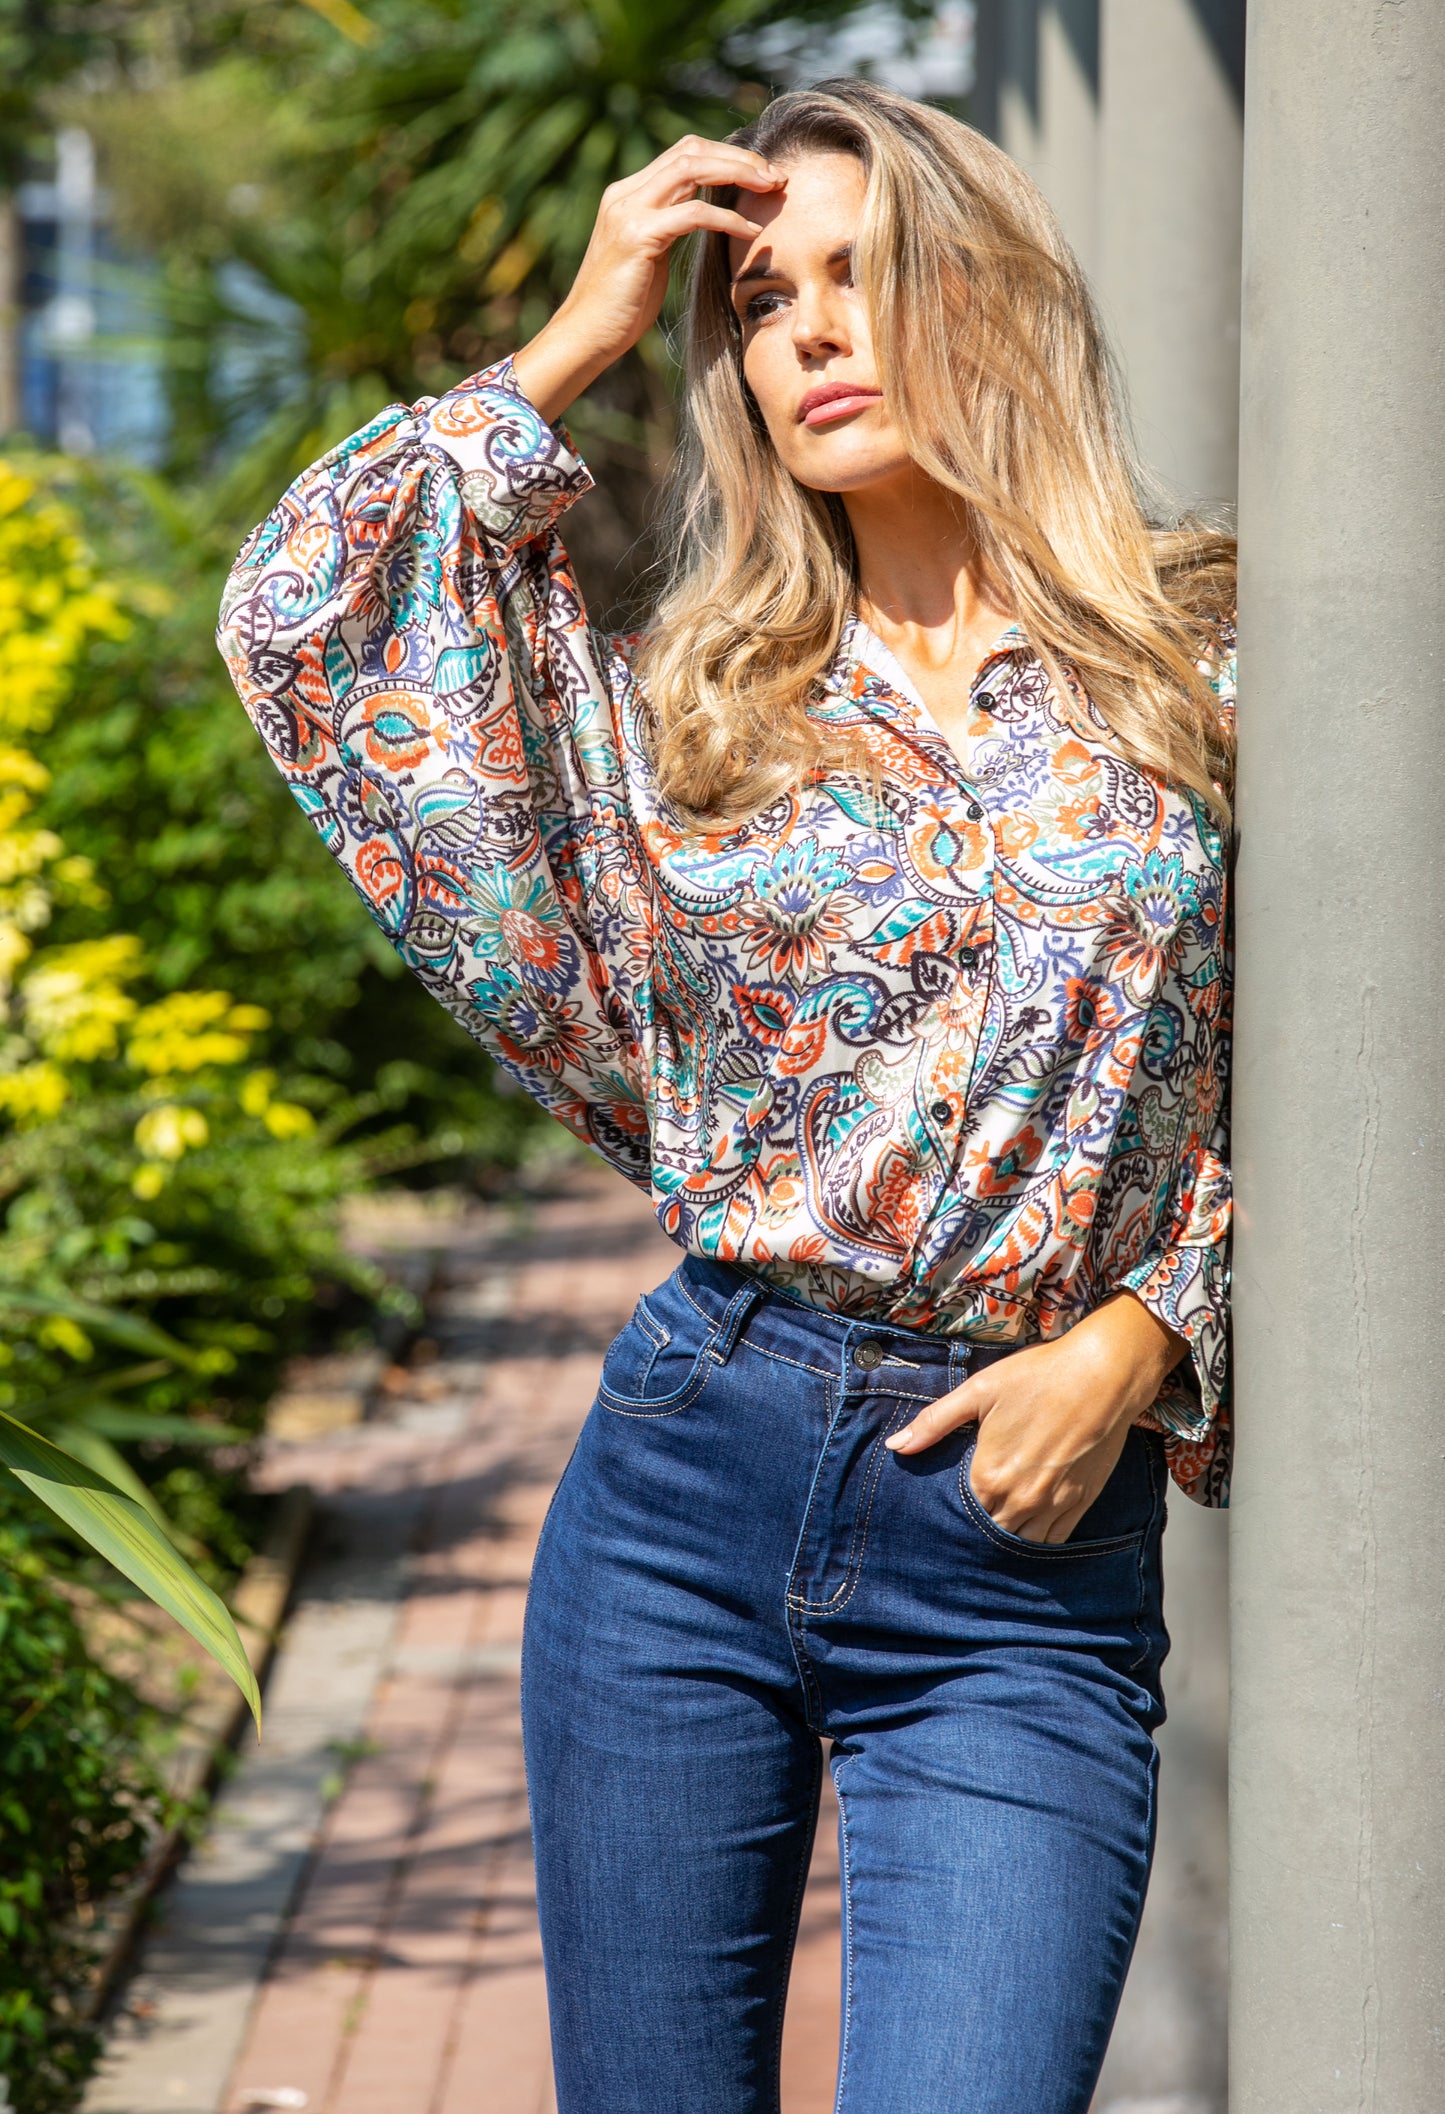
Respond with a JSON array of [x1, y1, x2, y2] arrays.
[[798, 381, 883, 428]]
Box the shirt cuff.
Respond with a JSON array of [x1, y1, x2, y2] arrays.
[[1118, 1233, 1229, 1442], [412, 355, 594, 553]]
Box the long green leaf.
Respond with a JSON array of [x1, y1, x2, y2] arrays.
[[0, 1412, 261, 1729], [22, 1360, 172, 1420], [52, 1423, 209, 1562], [0, 1285, 203, 1368], [69, 1405, 252, 1445]]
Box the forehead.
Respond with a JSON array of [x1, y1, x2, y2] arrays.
[[726, 149, 866, 279]]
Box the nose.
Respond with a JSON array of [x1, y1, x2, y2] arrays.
[[790, 279, 851, 363]]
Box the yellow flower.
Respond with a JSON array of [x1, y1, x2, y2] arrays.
[[127, 991, 266, 1075], [0, 1060, 70, 1119], [239, 1068, 276, 1117], [38, 1315, 93, 1362], [131, 1163, 167, 1200], [262, 1099, 315, 1141], [0, 919, 31, 990], [134, 1103, 209, 1161], [21, 936, 143, 1061]]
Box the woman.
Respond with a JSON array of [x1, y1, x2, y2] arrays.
[[220, 78, 1234, 2114]]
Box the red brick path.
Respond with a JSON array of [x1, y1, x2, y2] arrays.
[[226, 1166, 841, 2114]]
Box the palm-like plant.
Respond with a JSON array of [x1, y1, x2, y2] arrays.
[[83, 0, 930, 592]]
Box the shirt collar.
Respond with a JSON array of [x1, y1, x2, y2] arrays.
[[833, 612, 1028, 713]]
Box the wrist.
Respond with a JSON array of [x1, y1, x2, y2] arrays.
[[512, 308, 620, 425], [1069, 1294, 1186, 1426]]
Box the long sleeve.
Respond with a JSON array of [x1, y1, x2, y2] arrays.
[[1116, 1096, 1231, 1428], [217, 358, 657, 1180], [1111, 636, 1236, 1501]]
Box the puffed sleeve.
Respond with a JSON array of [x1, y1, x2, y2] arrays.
[[1115, 636, 1235, 1499], [216, 356, 656, 1181]]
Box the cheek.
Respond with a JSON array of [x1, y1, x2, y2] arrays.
[[740, 334, 794, 450]]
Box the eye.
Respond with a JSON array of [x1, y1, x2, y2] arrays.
[[741, 288, 788, 325]]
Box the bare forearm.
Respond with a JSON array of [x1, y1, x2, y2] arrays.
[[1064, 1291, 1188, 1427], [512, 317, 617, 427], [508, 138, 778, 426]]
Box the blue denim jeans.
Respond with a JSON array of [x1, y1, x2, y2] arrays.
[[521, 1255, 1169, 2114]]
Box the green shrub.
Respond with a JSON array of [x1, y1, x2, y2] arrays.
[[0, 1509, 164, 2114]]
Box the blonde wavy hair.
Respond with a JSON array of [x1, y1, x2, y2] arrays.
[[636, 78, 1236, 827]]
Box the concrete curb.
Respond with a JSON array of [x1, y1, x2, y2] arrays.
[[78, 1485, 315, 2027], [81, 1492, 422, 2114]]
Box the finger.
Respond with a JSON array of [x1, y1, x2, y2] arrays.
[[646, 146, 784, 201], [659, 136, 784, 181], [642, 202, 766, 249], [884, 1381, 988, 1455], [1039, 1498, 1091, 1544]]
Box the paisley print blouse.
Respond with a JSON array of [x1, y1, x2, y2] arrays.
[[217, 357, 1235, 1505]]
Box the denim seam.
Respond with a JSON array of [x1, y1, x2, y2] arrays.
[[598, 1317, 721, 1415], [787, 1399, 910, 1615], [958, 1444, 1147, 1561], [832, 1750, 860, 2114], [633, 1295, 668, 1349], [746, 1339, 837, 1380], [766, 1735, 824, 2112], [673, 1273, 717, 1326], [1125, 1440, 1165, 1675], [783, 1380, 835, 1730], [598, 1366, 714, 1416], [787, 1604, 827, 1734]]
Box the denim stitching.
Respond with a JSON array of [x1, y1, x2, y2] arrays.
[[832, 1750, 859, 2114], [785, 1375, 844, 1610], [957, 1442, 1147, 1561], [598, 1311, 722, 1416], [1125, 1440, 1165, 1676], [633, 1295, 667, 1349], [787, 1398, 910, 1615], [599, 1364, 715, 1417], [746, 1339, 836, 1380], [673, 1273, 717, 1326], [766, 1735, 824, 2112]]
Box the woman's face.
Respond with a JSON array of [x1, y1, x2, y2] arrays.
[[727, 150, 913, 496]]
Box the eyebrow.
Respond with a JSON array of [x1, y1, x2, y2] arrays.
[[731, 241, 853, 290]]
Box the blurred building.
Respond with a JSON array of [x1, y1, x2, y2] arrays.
[[12, 126, 168, 461]]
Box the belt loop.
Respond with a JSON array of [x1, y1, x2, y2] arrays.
[[710, 1277, 764, 1366]]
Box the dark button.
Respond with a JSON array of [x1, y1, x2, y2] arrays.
[[966, 802, 985, 822], [959, 945, 981, 970], [853, 1339, 885, 1370], [975, 691, 996, 714], [929, 1099, 953, 1125]]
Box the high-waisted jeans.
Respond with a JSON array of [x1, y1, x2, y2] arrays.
[[521, 1254, 1170, 2114]]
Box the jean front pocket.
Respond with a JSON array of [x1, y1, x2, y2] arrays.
[[959, 1428, 1161, 1561], [597, 1288, 719, 1418]]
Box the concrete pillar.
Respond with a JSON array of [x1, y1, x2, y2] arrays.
[[1231, 3, 1445, 2107], [972, 3, 1101, 278], [1096, 0, 1244, 507], [0, 193, 20, 436]]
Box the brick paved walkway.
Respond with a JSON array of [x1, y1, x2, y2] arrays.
[[221, 1164, 842, 2114], [102, 1156, 1218, 2114]]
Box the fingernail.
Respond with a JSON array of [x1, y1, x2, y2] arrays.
[[885, 1431, 910, 1451]]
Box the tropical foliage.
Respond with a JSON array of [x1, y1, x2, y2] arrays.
[[78, 0, 930, 607]]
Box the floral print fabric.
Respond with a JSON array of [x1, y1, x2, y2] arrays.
[[218, 358, 1234, 1504]]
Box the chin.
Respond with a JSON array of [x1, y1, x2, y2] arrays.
[[785, 445, 916, 496], [785, 450, 908, 490]]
